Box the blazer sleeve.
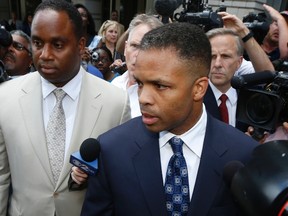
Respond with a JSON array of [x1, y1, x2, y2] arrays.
[[81, 152, 114, 216]]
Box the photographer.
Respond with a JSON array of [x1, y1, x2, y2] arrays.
[[261, 4, 288, 61], [219, 11, 274, 74], [80, 47, 103, 79]]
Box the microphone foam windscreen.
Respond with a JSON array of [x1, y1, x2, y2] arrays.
[[154, 0, 178, 16], [80, 138, 101, 162], [0, 28, 12, 47], [223, 161, 244, 188]]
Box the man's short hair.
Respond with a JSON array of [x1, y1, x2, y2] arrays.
[[206, 28, 244, 56], [139, 22, 211, 77], [34, 0, 84, 40]]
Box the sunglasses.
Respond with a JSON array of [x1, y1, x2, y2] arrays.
[[12, 41, 31, 55]]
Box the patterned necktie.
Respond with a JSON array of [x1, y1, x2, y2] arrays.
[[165, 137, 190, 216], [46, 88, 66, 184], [219, 94, 229, 124]]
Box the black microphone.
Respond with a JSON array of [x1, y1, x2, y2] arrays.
[[231, 71, 277, 89], [229, 140, 288, 216], [0, 28, 12, 47], [223, 160, 244, 189], [154, 0, 181, 24], [69, 138, 101, 176]]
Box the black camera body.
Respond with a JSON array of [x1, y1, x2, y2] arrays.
[[90, 49, 99, 62], [175, 8, 223, 31], [236, 71, 288, 134], [242, 12, 269, 44], [174, 0, 225, 32]]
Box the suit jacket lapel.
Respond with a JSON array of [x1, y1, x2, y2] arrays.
[[19, 73, 55, 185], [188, 115, 228, 216], [57, 71, 102, 188], [133, 124, 167, 216]]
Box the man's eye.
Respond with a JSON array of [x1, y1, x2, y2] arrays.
[[156, 84, 167, 89], [54, 43, 63, 49], [33, 40, 43, 48]]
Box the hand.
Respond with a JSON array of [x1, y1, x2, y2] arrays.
[[218, 12, 250, 38], [245, 126, 268, 144], [81, 47, 91, 63], [109, 59, 123, 71], [71, 166, 88, 185], [263, 4, 283, 22], [283, 122, 288, 132]]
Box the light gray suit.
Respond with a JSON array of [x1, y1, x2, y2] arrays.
[[0, 68, 131, 216]]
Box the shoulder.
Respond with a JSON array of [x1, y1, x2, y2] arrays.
[[100, 117, 142, 139], [82, 71, 129, 105], [111, 71, 128, 89], [207, 114, 258, 148], [235, 59, 254, 76], [0, 72, 39, 93]]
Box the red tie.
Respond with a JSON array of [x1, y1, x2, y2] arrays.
[[219, 94, 229, 124]]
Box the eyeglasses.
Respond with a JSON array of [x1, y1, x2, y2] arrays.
[[12, 41, 31, 55]]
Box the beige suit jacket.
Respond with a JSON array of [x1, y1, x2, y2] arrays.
[[0, 69, 130, 216]]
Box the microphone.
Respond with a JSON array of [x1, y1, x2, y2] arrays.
[[154, 0, 181, 23], [223, 160, 244, 189], [231, 71, 277, 89], [229, 140, 288, 216], [69, 138, 101, 176], [0, 27, 12, 47]]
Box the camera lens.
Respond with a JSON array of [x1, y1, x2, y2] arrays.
[[246, 93, 275, 124]]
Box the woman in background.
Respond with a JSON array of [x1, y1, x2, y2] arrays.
[[91, 46, 120, 82]]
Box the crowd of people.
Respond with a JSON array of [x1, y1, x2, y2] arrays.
[[0, 0, 288, 215]]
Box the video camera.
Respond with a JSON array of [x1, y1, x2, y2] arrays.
[[232, 71, 288, 139], [242, 12, 270, 44], [174, 0, 225, 32]]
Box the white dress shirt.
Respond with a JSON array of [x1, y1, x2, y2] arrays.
[[111, 71, 141, 118], [209, 81, 238, 127], [159, 105, 207, 199], [41, 67, 83, 159]]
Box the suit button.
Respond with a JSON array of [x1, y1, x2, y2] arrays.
[[53, 192, 59, 198]]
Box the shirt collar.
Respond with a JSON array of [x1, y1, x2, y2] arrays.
[[209, 81, 237, 106], [41, 66, 84, 100], [159, 104, 207, 158]]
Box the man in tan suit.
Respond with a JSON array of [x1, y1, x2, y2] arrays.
[[0, 0, 130, 215]]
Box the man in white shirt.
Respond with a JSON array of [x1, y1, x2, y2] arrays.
[[111, 14, 163, 118]]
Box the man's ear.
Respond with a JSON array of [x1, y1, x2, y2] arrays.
[[78, 37, 86, 53], [193, 76, 209, 102]]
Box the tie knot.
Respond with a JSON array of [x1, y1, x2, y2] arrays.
[[169, 137, 184, 155], [53, 89, 66, 102], [219, 94, 228, 103]]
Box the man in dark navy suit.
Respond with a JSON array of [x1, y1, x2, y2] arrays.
[[204, 12, 274, 132], [81, 22, 259, 216]]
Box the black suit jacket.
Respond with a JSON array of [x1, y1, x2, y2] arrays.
[[204, 84, 248, 132], [81, 115, 258, 216]]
